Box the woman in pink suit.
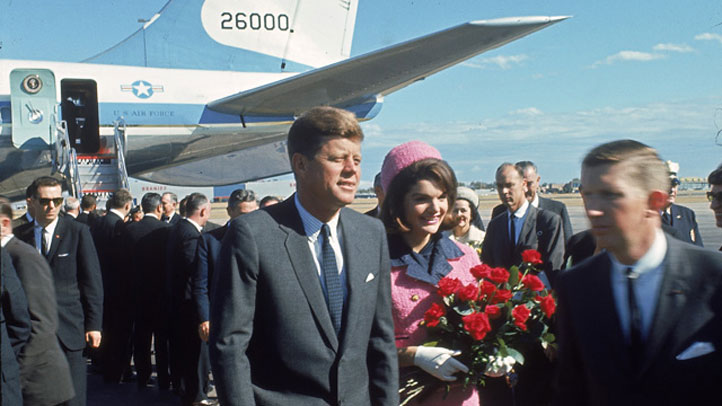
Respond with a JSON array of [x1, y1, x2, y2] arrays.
[[380, 141, 481, 406]]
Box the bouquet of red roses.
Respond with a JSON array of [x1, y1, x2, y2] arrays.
[[399, 249, 556, 405]]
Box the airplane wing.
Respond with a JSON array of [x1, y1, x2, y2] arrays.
[[207, 16, 568, 116]]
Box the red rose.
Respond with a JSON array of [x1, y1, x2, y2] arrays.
[[485, 305, 502, 320], [521, 274, 545, 291], [512, 304, 531, 331], [437, 277, 462, 297], [480, 280, 496, 297], [535, 295, 556, 318], [463, 312, 492, 341], [488, 267, 510, 284], [470, 264, 492, 280], [457, 283, 479, 302], [490, 289, 512, 304], [423, 303, 446, 327], [521, 249, 543, 265]]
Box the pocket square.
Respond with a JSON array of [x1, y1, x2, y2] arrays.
[[365, 273, 375, 282], [676, 341, 715, 361], [58, 253, 70, 257]]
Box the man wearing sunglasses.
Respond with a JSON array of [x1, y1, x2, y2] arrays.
[[660, 161, 703, 247], [13, 176, 103, 406], [709, 163, 722, 250]]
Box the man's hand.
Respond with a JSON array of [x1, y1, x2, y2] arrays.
[[86, 331, 102, 348], [198, 321, 210, 342]]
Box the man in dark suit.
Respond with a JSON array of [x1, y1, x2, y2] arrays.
[[161, 192, 181, 225], [11, 185, 35, 230], [1, 199, 75, 405], [210, 106, 398, 406], [90, 188, 133, 383], [1, 243, 31, 406], [491, 161, 572, 242], [660, 161, 703, 246], [76, 194, 98, 227], [709, 163, 722, 251], [166, 193, 211, 406], [480, 162, 564, 406], [122, 192, 171, 389], [364, 172, 384, 218], [554, 140, 722, 405], [14, 176, 103, 406]]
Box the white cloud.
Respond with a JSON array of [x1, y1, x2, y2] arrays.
[[653, 43, 694, 53], [591, 50, 666, 67], [462, 54, 529, 70], [511, 107, 543, 116], [695, 32, 722, 44]]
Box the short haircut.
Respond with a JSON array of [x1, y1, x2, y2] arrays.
[[162, 192, 178, 204], [582, 139, 669, 194], [259, 195, 281, 207], [0, 197, 12, 220], [25, 184, 33, 199], [185, 193, 209, 216], [381, 158, 457, 234], [373, 172, 382, 190], [709, 163, 722, 185], [287, 106, 363, 160], [81, 194, 97, 210], [179, 197, 188, 217], [515, 161, 538, 174], [228, 189, 256, 207], [29, 176, 62, 197], [108, 189, 133, 209], [64, 196, 80, 211], [495, 163, 524, 181], [141, 192, 162, 213]]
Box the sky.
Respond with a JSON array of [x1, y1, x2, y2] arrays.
[[2, 0, 722, 184]]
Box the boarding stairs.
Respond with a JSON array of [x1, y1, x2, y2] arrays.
[[53, 118, 130, 202]]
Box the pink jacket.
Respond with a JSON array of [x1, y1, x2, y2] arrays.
[[392, 241, 481, 406]]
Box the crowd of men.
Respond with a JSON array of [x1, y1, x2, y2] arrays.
[[1, 105, 722, 406]]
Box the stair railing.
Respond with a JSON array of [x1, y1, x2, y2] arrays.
[[114, 118, 130, 190]]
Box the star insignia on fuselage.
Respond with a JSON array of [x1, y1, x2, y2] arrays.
[[120, 80, 165, 99]]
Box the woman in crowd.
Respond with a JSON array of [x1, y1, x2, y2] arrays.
[[380, 141, 481, 405], [451, 186, 486, 256]]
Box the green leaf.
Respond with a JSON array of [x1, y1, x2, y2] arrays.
[[508, 265, 520, 286], [542, 333, 556, 343], [423, 341, 439, 347], [443, 295, 454, 307], [506, 348, 525, 365]]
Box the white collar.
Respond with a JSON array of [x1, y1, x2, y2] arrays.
[[109, 208, 126, 219], [530, 194, 540, 208], [0, 234, 13, 247], [510, 199, 530, 219], [35, 216, 59, 234], [144, 213, 159, 220], [185, 217, 204, 233]]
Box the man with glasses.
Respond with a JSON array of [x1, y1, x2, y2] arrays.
[[708, 163, 722, 250], [13, 176, 103, 406], [660, 161, 703, 246]]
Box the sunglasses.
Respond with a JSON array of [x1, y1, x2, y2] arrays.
[[37, 197, 64, 207], [707, 192, 722, 203]]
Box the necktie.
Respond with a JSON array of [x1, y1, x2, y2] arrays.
[[509, 215, 518, 257], [626, 267, 643, 367], [662, 211, 671, 226], [321, 224, 343, 335], [41, 227, 48, 255]]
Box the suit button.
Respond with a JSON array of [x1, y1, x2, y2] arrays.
[[411, 294, 419, 301]]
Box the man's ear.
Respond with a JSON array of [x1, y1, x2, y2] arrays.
[[648, 190, 668, 212], [291, 153, 307, 175]]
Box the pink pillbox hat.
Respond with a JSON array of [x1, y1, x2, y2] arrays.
[[380, 141, 442, 191]]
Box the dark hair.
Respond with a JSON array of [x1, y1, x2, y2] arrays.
[[373, 172, 382, 189], [287, 106, 363, 160], [108, 189, 133, 209], [709, 163, 722, 185], [80, 194, 97, 210], [495, 163, 524, 181], [141, 192, 162, 213], [381, 158, 457, 234], [228, 189, 256, 207], [0, 197, 12, 220], [30, 176, 62, 198], [259, 195, 281, 207], [179, 197, 188, 217], [582, 139, 668, 194], [185, 193, 209, 216]]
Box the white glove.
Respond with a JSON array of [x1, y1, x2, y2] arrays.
[[413, 346, 469, 382]]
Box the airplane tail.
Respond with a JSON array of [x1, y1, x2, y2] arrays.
[[83, 0, 358, 72]]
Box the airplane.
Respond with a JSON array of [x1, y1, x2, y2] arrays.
[[0, 0, 567, 201]]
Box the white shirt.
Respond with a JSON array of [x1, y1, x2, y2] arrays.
[[530, 193, 540, 208], [109, 208, 126, 220], [185, 217, 204, 233], [294, 194, 348, 301], [144, 213, 159, 220], [1, 234, 13, 248], [34, 217, 59, 255], [609, 229, 667, 342]]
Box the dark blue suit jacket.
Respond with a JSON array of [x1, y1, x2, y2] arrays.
[[662, 203, 703, 247], [1, 247, 31, 406], [492, 196, 573, 242], [193, 225, 227, 323]]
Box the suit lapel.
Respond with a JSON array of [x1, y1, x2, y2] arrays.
[[517, 205, 538, 252], [279, 201, 339, 350], [337, 210, 368, 351], [46, 217, 65, 260]]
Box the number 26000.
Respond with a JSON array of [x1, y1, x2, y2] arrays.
[[220, 12, 290, 31]]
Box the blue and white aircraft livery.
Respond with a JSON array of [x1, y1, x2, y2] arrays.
[[0, 0, 567, 200]]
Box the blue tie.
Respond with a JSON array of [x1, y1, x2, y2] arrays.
[[321, 224, 343, 335]]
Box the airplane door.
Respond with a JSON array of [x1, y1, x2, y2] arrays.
[[9, 69, 57, 149], [60, 79, 100, 153]]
